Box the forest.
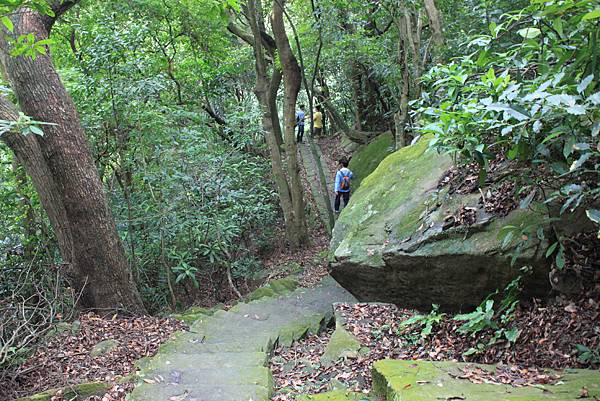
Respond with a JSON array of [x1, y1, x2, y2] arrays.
[[0, 0, 598, 400]]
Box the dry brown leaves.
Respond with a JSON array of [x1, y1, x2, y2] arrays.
[[3, 313, 186, 400], [271, 295, 599, 399], [563, 231, 600, 284], [480, 181, 517, 216], [437, 163, 480, 195], [454, 364, 562, 387], [271, 304, 410, 399]]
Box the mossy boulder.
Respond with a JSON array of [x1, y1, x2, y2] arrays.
[[331, 135, 551, 310], [348, 131, 394, 191], [372, 359, 600, 401], [14, 381, 111, 401], [90, 339, 119, 357]]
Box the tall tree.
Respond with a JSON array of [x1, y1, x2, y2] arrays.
[[0, 1, 145, 312], [229, 0, 308, 248], [385, 0, 444, 148]]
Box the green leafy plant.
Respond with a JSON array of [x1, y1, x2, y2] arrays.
[[399, 304, 445, 339], [574, 344, 600, 366], [454, 299, 498, 336], [418, 0, 600, 242]]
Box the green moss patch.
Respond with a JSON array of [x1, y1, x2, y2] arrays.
[[247, 287, 277, 301], [171, 306, 215, 325], [14, 381, 111, 401], [348, 131, 394, 191], [267, 278, 299, 295]]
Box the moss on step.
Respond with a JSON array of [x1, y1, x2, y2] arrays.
[[171, 305, 217, 325], [14, 381, 111, 401], [245, 278, 300, 302], [348, 132, 394, 191], [172, 278, 297, 325], [247, 287, 277, 301], [372, 359, 600, 401], [321, 323, 361, 364], [297, 389, 368, 401], [268, 278, 299, 294]]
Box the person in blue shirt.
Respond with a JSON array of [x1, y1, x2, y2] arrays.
[[334, 157, 353, 213], [295, 104, 306, 143]]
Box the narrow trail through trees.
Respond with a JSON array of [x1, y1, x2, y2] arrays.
[[298, 138, 336, 233]]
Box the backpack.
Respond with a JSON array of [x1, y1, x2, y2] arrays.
[[339, 171, 351, 191]]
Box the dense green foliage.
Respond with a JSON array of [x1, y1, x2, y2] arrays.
[[418, 0, 599, 254]]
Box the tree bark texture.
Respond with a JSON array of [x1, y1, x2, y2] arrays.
[[423, 0, 444, 51], [0, 6, 145, 312]]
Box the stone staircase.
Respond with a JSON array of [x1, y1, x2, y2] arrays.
[[127, 276, 356, 401]]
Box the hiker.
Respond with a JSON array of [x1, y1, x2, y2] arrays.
[[312, 105, 323, 137], [334, 157, 353, 213], [295, 104, 306, 143]]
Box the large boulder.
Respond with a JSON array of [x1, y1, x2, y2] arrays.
[[330, 136, 551, 311]]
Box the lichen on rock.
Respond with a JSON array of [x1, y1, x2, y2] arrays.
[[14, 381, 111, 401]]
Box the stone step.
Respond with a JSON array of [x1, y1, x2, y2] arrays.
[[127, 276, 357, 401], [139, 352, 268, 372], [129, 383, 270, 401], [137, 365, 271, 387], [372, 359, 600, 401]]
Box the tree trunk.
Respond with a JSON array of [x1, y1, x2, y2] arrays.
[[268, 67, 284, 148], [394, 54, 410, 149], [271, 0, 308, 248], [242, 0, 302, 247], [0, 96, 75, 269], [0, 7, 145, 312], [423, 0, 443, 54]]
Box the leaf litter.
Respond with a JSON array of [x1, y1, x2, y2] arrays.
[[271, 293, 599, 399], [1, 313, 186, 400]]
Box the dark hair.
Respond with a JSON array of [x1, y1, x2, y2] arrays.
[[316, 105, 322, 111], [299, 104, 305, 110], [339, 157, 349, 168]]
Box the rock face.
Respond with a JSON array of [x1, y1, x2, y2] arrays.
[[331, 136, 550, 311], [348, 131, 394, 191]]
